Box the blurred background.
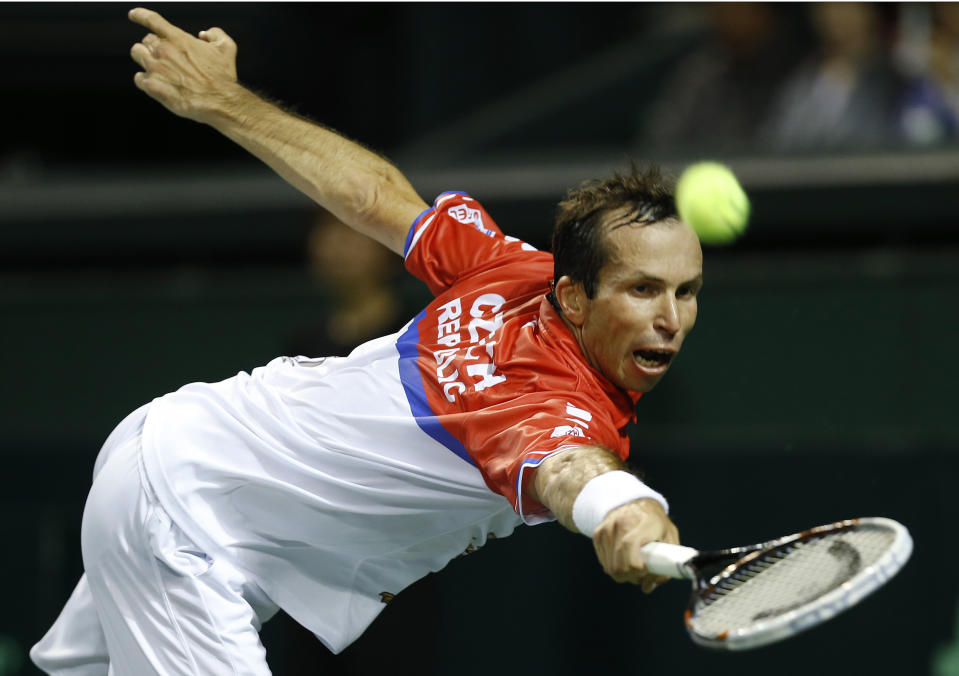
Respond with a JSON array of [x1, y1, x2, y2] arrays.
[[1, 2, 958, 674]]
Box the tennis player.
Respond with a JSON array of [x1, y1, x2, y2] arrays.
[[31, 8, 702, 675]]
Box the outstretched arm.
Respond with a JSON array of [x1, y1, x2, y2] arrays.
[[127, 7, 426, 255], [529, 446, 680, 593]]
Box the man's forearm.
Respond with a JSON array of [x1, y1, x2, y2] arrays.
[[205, 86, 426, 254], [530, 445, 627, 532]]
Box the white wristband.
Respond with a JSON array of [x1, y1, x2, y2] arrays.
[[571, 471, 669, 537]]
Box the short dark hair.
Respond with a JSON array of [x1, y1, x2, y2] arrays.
[[551, 163, 676, 299]]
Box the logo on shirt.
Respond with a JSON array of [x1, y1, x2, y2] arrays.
[[448, 204, 496, 237], [550, 402, 593, 439], [430, 293, 508, 402]]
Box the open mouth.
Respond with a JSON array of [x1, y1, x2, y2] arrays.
[[633, 349, 674, 369]]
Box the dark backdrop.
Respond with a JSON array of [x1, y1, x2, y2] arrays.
[[1, 4, 957, 675]]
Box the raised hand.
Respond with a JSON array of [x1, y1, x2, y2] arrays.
[[128, 7, 241, 123]]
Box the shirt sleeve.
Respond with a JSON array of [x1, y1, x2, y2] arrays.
[[463, 393, 631, 525], [404, 192, 539, 296]]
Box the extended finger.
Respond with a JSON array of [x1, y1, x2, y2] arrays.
[[128, 7, 188, 41]]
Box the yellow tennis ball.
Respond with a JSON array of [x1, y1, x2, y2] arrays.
[[675, 162, 750, 245]]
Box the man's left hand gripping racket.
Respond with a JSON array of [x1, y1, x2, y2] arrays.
[[640, 517, 912, 650]]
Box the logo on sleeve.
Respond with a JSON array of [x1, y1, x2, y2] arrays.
[[550, 402, 593, 439], [449, 204, 496, 237]]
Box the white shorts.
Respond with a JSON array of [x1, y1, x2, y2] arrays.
[[31, 405, 279, 675]]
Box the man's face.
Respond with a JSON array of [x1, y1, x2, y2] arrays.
[[567, 208, 703, 393]]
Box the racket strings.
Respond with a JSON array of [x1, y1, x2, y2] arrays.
[[711, 544, 801, 596], [689, 525, 896, 636]]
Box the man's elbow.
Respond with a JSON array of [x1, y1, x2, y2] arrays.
[[346, 173, 382, 222], [333, 169, 424, 254], [358, 163, 425, 212]]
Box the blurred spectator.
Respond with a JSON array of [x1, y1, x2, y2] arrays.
[[761, 3, 905, 151], [288, 210, 406, 358], [635, 3, 807, 154], [897, 3, 959, 145]]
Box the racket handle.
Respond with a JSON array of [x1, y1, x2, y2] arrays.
[[641, 542, 698, 579]]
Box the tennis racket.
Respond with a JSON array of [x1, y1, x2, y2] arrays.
[[640, 517, 912, 651]]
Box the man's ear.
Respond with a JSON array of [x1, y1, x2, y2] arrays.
[[554, 276, 588, 326]]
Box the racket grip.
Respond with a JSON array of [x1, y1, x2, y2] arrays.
[[641, 542, 698, 579]]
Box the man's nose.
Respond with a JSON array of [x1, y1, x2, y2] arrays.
[[654, 294, 680, 336]]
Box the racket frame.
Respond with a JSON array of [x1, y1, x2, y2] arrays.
[[645, 517, 913, 651]]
